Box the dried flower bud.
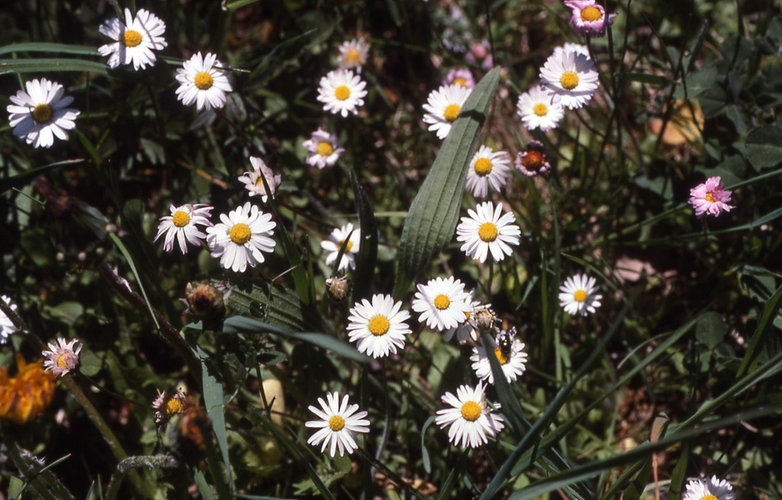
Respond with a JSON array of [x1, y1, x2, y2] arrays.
[[325, 275, 352, 302], [184, 281, 226, 319]]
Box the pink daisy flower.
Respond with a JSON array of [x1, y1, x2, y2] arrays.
[[564, 0, 617, 37], [688, 176, 734, 218]]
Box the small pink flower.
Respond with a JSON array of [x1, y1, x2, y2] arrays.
[[688, 176, 734, 217], [564, 0, 617, 37]]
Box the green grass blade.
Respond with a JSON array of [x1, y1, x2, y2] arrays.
[[0, 159, 84, 195], [109, 233, 160, 331], [736, 283, 782, 378], [223, 316, 372, 364], [198, 346, 235, 495], [0, 42, 100, 56], [395, 67, 500, 295], [0, 58, 108, 75], [349, 167, 379, 301]]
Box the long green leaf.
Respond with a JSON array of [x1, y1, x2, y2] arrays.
[[349, 167, 379, 301], [736, 283, 782, 378], [394, 68, 500, 295], [0, 43, 100, 56], [223, 316, 372, 364], [0, 58, 108, 75], [109, 233, 160, 331], [198, 346, 234, 496], [0, 159, 84, 195]]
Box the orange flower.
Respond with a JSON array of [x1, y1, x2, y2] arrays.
[[0, 354, 57, 424]]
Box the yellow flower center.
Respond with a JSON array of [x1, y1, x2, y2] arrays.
[[460, 401, 482, 421], [705, 191, 715, 203], [123, 29, 143, 47], [368, 315, 390, 336], [57, 354, 73, 370], [478, 222, 498, 242], [329, 415, 345, 431], [345, 49, 361, 64], [573, 290, 588, 302], [533, 103, 548, 116], [338, 239, 354, 252], [464, 311, 471, 320], [522, 150, 545, 169], [194, 72, 214, 90], [444, 104, 461, 122], [32, 104, 53, 123], [335, 85, 351, 100], [474, 158, 493, 176], [317, 141, 334, 157], [493, 347, 509, 365], [433, 294, 450, 310], [580, 6, 603, 22], [164, 397, 184, 418], [172, 210, 190, 228], [700, 496, 718, 500], [560, 72, 579, 90], [230, 223, 252, 245], [452, 77, 467, 87]]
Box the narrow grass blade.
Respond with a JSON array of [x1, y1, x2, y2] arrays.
[[395, 68, 500, 295], [109, 233, 160, 331], [223, 316, 372, 364], [736, 283, 782, 378], [0, 43, 99, 56], [350, 167, 378, 301], [0, 58, 108, 75], [0, 159, 84, 195], [198, 346, 234, 495]]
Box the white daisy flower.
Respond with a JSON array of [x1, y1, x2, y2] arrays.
[[337, 38, 370, 72], [411, 276, 472, 331], [175, 52, 233, 112], [321, 223, 361, 272], [317, 69, 367, 117], [306, 391, 370, 457], [470, 329, 528, 384], [422, 84, 472, 139], [237, 157, 281, 202], [443, 296, 481, 344], [302, 128, 345, 169], [456, 201, 521, 263], [540, 50, 599, 110], [516, 85, 565, 132], [684, 476, 735, 500], [7, 79, 80, 149], [347, 294, 411, 358], [42, 338, 83, 378], [153, 203, 214, 254], [558, 273, 602, 316], [206, 202, 277, 273], [1, 295, 19, 344], [553, 43, 590, 59], [97, 8, 167, 70], [465, 145, 511, 198], [442, 69, 475, 89], [152, 389, 188, 424], [435, 382, 504, 448]]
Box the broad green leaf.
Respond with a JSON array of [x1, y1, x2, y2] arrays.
[[349, 167, 379, 301], [420, 416, 435, 474], [745, 125, 782, 169], [0, 43, 99, 56], [395, 68, 500, 295], [0, 58, 108, 75], [227, 279, 323, 332], [673, 65, 718, 99], [223, 316, 372, 364], [0, 159, 84, 196], [696, 312, 727, 349]]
